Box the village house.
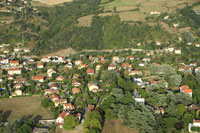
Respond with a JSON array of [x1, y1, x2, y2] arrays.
[[14, 47, 21, 52], [56, 111, 70, 128], [195, 67, 200, 73], [63, 103, 75, 111], [47, 69, 56, 77], [78, 64, 88, 69], [54, 99, 67, 107], [41, 57, 51, 63], [155, 107, 165, 115], [112, 56, 120, 63], [50, 94, 59, 102], [66, 62, 73, 69], [72, 80, 81, 87], [165, 47, 174, 53], [134, 98, 145, 104], [8, 68, 21, 75], [88, 104, 95, 111], [96, 64, 103, 71], [180, 85, 192, 97], [44, 89, 59, 96], [195, 43, 200, 47], [14, 83, 23, 89], [179, 66, 191, 72], [190, 62, 197, 67], [1, 58, 9, 64], [129, 70, 142, 76], [188, 120, 200, 132], [49, 83, 58, 90], [8, 76, 14, 80], [86, 69, 95, 75], [126, 56, 134, 61], [72, 88, 80, 94], [98, 56, 105, 60], [122, 63, 132, 69], [32, 76, 44, 82], [98, 60, 106, 64], [12, 89, 22, 96], [56, 76, 65, 82], [24, 48, 30, 53], [108, 64, 116, 70], [3, 49, 9, 54], [10, 60, 19, 66], [175, 49, 181, 55], [75, 60, 83, 66], [14, 78, 27, 84], [88, 83, 99, 93], [37, 62, 44, 68]]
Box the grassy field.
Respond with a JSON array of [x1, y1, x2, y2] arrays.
[[77, 15, 94, 27], [102, 119, 139, 133], [0, 95, 53, 121], [100, 0, 199, 22]]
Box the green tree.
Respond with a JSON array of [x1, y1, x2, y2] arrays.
[[176, 104, 186, 117], [196, 71, 200, 85], [169, 74, 182, 87], [41, 98, 52, 108], [63, 115, 79, 130], [83, 110, 102, 132]]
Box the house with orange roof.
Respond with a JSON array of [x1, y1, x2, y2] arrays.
[[72, 80, 81, 87], [56, 76, 65, 81], [78, 64, 88, 69], [63, 103, 75, 111], [37, 62, 44, 68], [7, 68, 21, 75], [88, 104, 95, 111], [122, 63, 132, 69], [180, 85, 192, 97], [98, 60, 106, 64], [189, 119, 200, 132], [32, 76, 44, 82], [50, 94, 59, 102], [54, 99, 67, 107], [10, 60, 19, 66], [86, 69, 95, 75], [108, 64, 116, 70], [72, 88, 80, 94], [179, 66, 191, 72], [56, 111, 70, 128], [126, 56, 134, 61]]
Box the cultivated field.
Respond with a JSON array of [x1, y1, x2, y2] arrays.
[[31, 0, 73, 6], [0, 95, 53, 121], [102, 119, 139, 133], [77, 0, 199, 26], [44, 47, 77, 57], [77, 15, 94, 27]]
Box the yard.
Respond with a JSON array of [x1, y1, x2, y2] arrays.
[[0, 95, 53, 121]]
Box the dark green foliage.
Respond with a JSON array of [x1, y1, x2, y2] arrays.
[[63, 115, 79, 130], [41, 98, 52, 108]]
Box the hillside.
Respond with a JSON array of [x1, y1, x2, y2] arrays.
[[0, 0, 199, 56]]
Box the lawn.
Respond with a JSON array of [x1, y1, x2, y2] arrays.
[[102, 119, 139, 133], [0, 95, 53, 121]]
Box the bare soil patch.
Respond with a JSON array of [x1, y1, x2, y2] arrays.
[[32, 0, 73, 6], [45, 47, 77, 57]]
